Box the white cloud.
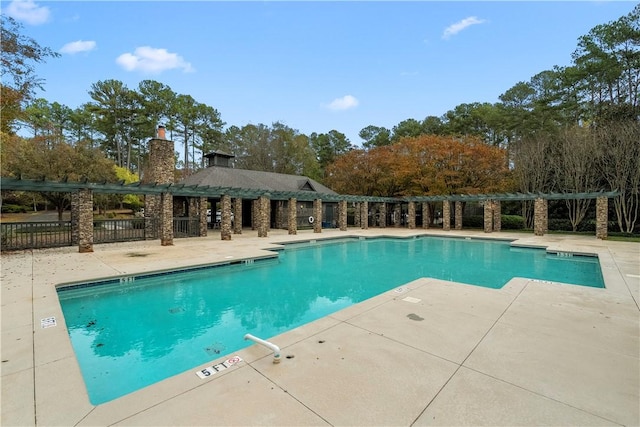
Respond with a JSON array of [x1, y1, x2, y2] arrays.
[[116, 46, 194, 74], [5, 0, 50, 25], [442, 16, 486, 40], [324, 95, 359, 111], [60, 40, 96, 54]]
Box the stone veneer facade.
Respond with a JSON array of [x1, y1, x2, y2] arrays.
[[596, 196, 608, 240], [338, 200, 348, 231], [454, 201, 463, 230], [288, 198, 297, 235], [313, 199, 322, 233], [394, 203, 402, 228], [220, 194, 232, 240], [77, 188, 94, 253], [534, 198, 548, 236], [361, 201, 368, 229], [145, 137, 175, 245], [257, 196, 269, 237], [422, 202, 430, 229], [408, 202, 416, 229], [233, 198, 242, 234], [442, 201, 451, 231]]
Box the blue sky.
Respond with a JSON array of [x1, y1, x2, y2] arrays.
[[3, 0, 636, 146]]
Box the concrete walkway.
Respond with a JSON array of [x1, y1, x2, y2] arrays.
[[1, 228, 638, 426]]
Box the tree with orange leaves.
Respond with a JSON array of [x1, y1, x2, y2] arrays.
[[325, 135, 512, 197]]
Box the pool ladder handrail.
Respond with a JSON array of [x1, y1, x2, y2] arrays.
[[244, 333, 281, 364]]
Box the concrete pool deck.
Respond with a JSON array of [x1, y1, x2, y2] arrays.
[[1, 228, 639, 426]]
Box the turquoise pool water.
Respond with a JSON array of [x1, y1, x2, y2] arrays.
[[57, 236, 604, 405]]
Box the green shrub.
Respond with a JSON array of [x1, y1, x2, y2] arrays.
[[501, 215, 524, 230], [1, 204, 29, 213]]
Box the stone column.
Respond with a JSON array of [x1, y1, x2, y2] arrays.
[[534, 198, 548, 236], [483, 200, 494, 233], [220, 194, 232, 240], [354, 202, 361, 227], [442, 201, 451, 231], [199, 197, 207, 237], [313, 199, 322, 233], [251, 200, 257, 230], [493, 201, 501, 232], [422, 202, 430, 229], [454, 201, 463, 230], [233, 198, 242, 234], [288, 198, 297, 235], [144, 136, 174, 244], [257, 196, 269, 237], [379, 203, 387, 228], [394, 203, 402, 228], [71, 191, 80, 245], [361, 201, 368, 229], [338, 200, 348, 231], [159, 192, 173, 246], [275, 200, 285, 229], [408, 201, 416, 229], [78, 188, 94, 253], [596, 196, 608, 240]]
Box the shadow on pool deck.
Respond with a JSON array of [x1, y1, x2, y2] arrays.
[[1, 228, 639, 426]]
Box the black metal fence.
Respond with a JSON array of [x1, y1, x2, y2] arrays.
[[1, 221, 72, 251], [93, 218, 159, 243], [173, 217, 200, 238]]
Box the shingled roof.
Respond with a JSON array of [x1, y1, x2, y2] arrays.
[[180, 166, 337, 195]]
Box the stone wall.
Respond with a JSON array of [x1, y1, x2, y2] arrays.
[[492, 201, 501, 232], [394, 203, 401, 228], [159, 192, 173, 246], [145, 137, 174, 245], [379, 203, 387, 227]]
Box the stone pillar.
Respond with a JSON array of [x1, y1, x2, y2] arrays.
[[257, 196, 269, 237], [596, 196, 608, 240], [422, 202, 430, 229], [78, 188, 94, 253], [313, 199, 322, 233], [144, 136, 174, 244], [198, 197, 207, 237], [220, 194, 232, 241], [233, 198, 242, 234], [275, 200, 285, 229], [159, 192, 173, 245], [534, 198, 548, 236], [394, 203, 402, 228], [493, 201, 501, 232], [442, 201, 451, 231], [251, 200, 257, 230], [379, 203, 387, 228], [354, 202, 361, 227], [361, 201, 369, 229], [454, 201, 463, 230], [71, 191, 80, 245], [338, 200, 348, 231], [408, 201, 416, 229], [288, 198, 297, 235], [483, 200, 494, 233]]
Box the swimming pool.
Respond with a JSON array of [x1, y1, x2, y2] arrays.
[[56, 236, 604, 405]]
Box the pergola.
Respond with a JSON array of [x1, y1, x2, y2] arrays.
[[0, 176, 618, 252]]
